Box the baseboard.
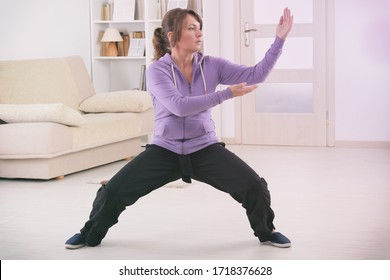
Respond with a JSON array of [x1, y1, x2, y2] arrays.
[[335, 140, 390, 149], [220, 138, 390, 149], [221, 137, 238, 145]]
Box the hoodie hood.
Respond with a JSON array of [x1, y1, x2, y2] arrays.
[[159, 52, 207, 95]]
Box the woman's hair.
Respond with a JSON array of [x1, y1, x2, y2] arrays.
[[152, 8, 203, 61]]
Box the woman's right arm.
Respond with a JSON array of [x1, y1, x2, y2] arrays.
[[146, 65, 234, 117]]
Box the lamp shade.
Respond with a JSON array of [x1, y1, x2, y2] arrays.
[[101, 28, 123, 42]]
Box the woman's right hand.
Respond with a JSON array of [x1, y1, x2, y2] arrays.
[[229, 82, 259, 97]]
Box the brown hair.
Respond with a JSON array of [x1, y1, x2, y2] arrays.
[[152, 8, 203, 61]]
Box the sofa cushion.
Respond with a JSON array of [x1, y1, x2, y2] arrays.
[[0, 57, 81, 110], [0, 103, 84, 126], [70, 112, 144, 150], [79, 90, 152, 113], [64, 56, 96, 102]]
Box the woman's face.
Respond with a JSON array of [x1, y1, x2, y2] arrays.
[[174, 14, 203, 53]]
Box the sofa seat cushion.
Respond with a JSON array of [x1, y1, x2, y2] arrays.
[[0, 103, 84, 126], [0, 110, 153, 160], [70, 112, 145, 151], [0, 123, 73, 159], [79, 90, 152, 113]]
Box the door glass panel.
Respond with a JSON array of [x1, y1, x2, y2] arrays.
[[256, 83, 313, 113], [254, 0, 313, 24], [255, 37, 313, 69]]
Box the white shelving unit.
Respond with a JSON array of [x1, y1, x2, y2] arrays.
[[90, 0, 205, 93], [90, 0, 149, 92]]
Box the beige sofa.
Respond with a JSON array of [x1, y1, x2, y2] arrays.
[[0, 56, 154, 180]]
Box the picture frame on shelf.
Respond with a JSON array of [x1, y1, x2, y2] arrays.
[[112, 0, 136, 21], [128, 38, 145, 57]]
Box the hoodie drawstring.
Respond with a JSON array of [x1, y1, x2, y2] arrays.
[[171, 63, 177, 88], [171, 62, 207, 94], [199, 64, 206, 95]]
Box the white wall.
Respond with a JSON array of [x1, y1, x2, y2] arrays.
[[1, 0, 389, 143], [334, 0, 390, 142], [219, 0, 236, 139], [0, 0, 91, 74]]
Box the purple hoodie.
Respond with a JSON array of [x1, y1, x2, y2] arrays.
[[146, 36, 285, 155]]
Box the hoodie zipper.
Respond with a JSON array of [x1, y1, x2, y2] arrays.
[[182, 118, 185, 154], [169, 58, 206, 154]]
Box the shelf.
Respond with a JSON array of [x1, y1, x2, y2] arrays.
[[94, 56, 146, 60], [93, 20, 145, 24]]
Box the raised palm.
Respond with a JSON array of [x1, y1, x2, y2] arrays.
[[276, 8, 294, 40]]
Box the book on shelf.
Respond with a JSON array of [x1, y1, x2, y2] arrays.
[[123, 34, 130, 56], [117, 32, 125, 56], [112, 0, 136, 21], [102, 3, 111, 20], [167, 0, 188, 11], [147, 0, 163, 20], [132, 31, 145, 38], [154, 0, 201, 19], [188, 0, 202, 17], [159, 0, 166, 19], [135, 0, 144, 20], [139, 64, 146, 91]]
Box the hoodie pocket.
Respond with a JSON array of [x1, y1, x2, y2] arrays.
[[155, 119, 215, 140], [154, 119, 183, 140], [184, 119, 215, 139]]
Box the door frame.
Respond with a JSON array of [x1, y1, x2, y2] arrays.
[[225, 0, 335, 146]]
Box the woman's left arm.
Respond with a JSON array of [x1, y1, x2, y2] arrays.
[[276, 7, 294, 40], [217, 7, 293, 85]]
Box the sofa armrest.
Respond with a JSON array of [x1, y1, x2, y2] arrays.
[[0, 123, 72, 158]]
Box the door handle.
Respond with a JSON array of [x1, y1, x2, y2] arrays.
[[244, 22, 258, 47]]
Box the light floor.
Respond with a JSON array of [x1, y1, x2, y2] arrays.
[[0, 145, 389, 260]]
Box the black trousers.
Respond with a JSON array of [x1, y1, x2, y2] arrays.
[[80, 143, 275, 245]]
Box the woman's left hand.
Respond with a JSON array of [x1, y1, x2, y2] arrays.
[[276, 7, 293, 40]]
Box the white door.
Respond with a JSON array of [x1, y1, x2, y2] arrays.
[[240, 0, 328, 146]]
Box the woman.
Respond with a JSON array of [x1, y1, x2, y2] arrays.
[[65, 7, 293, 249]]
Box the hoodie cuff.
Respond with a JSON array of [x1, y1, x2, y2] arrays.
[[274, 36, 285, 49], [221, 88, 233, 100]]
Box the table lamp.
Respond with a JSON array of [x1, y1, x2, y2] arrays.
[[101, 28, 123, 56]]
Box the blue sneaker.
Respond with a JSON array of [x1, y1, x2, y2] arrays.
[[65, 233, 86, 249], [260, 232, 291, 248]]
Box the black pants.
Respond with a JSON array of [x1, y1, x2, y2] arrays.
[[80, 143, 275, 245]]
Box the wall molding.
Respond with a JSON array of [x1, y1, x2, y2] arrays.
[[334, 141, 390, 149]]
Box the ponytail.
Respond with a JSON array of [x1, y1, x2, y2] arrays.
[[152, 27, 170, 61]]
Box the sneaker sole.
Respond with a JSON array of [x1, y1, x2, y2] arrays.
[[260, 241, 291, 248], [65, 243, 86, 250]]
